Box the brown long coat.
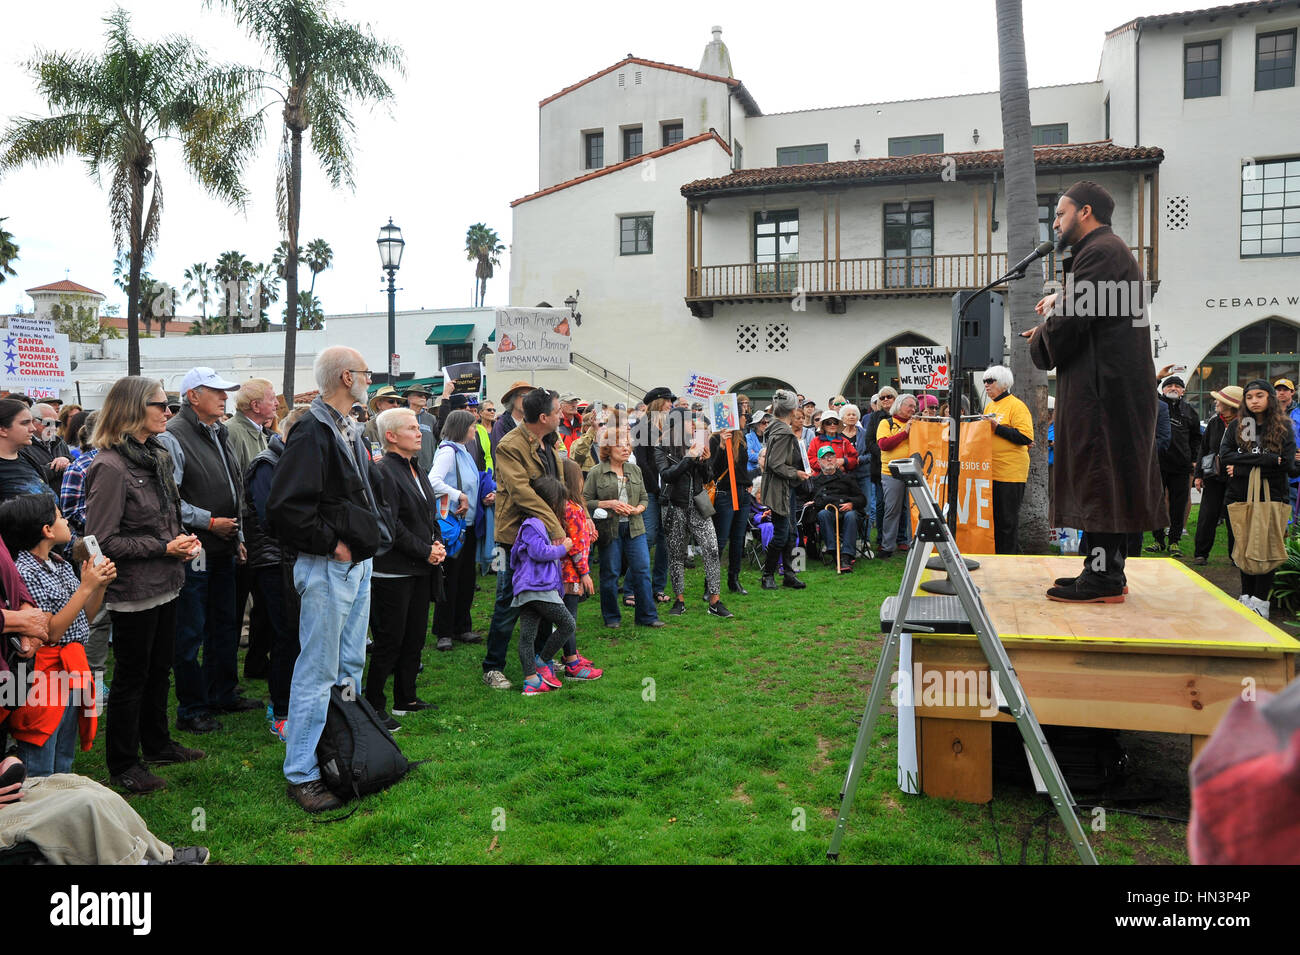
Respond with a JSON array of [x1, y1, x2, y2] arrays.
[[1029, 226, 1163, 533]]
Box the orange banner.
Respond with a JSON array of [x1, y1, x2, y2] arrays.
[[907, 418, 996, 555]]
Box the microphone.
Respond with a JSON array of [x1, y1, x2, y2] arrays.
[[1007, 240, 1055, 276]]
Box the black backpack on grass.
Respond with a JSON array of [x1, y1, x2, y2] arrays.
[[317, 685, 411, 802]]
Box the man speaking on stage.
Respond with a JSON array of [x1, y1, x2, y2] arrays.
[[1023, 180, 1163, 603]]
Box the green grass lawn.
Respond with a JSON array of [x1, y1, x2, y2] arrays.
[[67, 531, 1206, 864]]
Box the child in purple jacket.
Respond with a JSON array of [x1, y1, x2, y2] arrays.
[[511, 476, 577, 696]]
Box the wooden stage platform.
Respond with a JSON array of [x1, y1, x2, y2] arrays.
[[897, 555, 1300, 803]]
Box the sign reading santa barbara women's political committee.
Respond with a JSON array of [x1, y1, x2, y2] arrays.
[[2, 317, 70, 397], [493, 308, 572, 371], [896, 345, 951, 391]]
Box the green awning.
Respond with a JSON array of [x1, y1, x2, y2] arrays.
[[425, 323, 474, 345], [488, 329, 496, 342]]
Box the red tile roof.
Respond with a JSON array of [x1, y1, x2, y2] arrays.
[[25, 279, 105, 296], [512, 130, 732, 207], [1107, 1, 1295, 38], [538, 56, 760, 115], [681, 141, 1164, 198]]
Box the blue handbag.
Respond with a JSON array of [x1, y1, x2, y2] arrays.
[[436, 443, 468, 558]]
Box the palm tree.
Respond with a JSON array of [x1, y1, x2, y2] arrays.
[[0, 8, 259, 374], [285, 289, 322, 330], [996, 0, 1050, 552], [0, 218, 18, 284], [113, 251, 157, 337], [210, 0, 404, 399], [183, 262, 214, 326], [303, 237, 332, 300], [214, 249, 254, 332], [465, 223, 505, 307], [251, 261, 279, 331]]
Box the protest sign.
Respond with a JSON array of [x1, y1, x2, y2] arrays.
[[684, 371, 726, 400], [2, 317, 70, 397], [442, 361, 483, 395], [708, 393, 740, 433], [907, 418, 995, 554], [493, 308, 572, 371], [896, 345, 950, 391]]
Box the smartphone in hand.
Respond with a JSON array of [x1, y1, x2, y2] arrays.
[[83, 534, 106, 566]]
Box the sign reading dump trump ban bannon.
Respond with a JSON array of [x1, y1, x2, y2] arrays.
[[2, 317, 70, 398], [493, 308, 573, 372]]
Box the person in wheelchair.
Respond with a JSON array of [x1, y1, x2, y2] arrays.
[[811, 447, 867, 573]]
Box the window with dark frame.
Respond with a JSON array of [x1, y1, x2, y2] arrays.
[[1031, 123, 1069, 146], [1184, 40, 1221, 98], [623, 126, 643, 161], [776, 144, 827, 166], [440, 343, 473, 367], [883, 201, 934, 288], [620, 215, 653, 255], [734, 141, 743, 170], [1241, 157, 1300, 257], [1256, 29, 1297, 90], [888, 134, 944, 157], [662, 122, 684, 147], [585, 132, 603, 169], [1038, 193, 1060, 245], [753, 210, 799, 292]]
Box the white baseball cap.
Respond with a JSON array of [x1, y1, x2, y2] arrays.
[[179, 367, 242, 394]]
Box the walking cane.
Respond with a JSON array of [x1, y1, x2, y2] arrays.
[[825, 503, 842, 573]]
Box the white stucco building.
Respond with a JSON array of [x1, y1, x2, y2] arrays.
[[510, 6, 1300, 415]]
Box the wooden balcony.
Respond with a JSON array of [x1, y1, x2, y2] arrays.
[[684, 248, 1155, 317]]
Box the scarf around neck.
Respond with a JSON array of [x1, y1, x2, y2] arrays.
[[115, 434, 182, 522]]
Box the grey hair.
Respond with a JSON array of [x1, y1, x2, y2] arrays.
[[443, 409, 477, 445], [894, 394, 918, 413], [983, 365, 1014, 391], [877, 386, 898, 400], [313, 345, 360, 395], [771, 389, 798, 418], [279, 404, 312, 439], [840, 403, 861, 420], [375, 407, 416, 449]]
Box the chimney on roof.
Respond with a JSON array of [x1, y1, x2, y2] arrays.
[[698, 25, 733, 78]]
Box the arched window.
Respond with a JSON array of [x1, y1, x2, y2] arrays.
[[729, 376, 795, 410], [841, 332, 941, 406], [1188, 317, 1300, 419]]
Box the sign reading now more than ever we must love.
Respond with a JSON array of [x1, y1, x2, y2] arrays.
[[896, 345, 951, 391], [2, 317, 70, 397], [492, 308, 573, 372]]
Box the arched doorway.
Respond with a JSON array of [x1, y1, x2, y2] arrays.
[[841, 332, 941, 406], [730, 376, 795, 410], [1188, 317, 1300, 419]]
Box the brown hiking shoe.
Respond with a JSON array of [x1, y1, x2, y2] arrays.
[[143, 742, 206, 765], [112, 763, 167, 794], [287, 779, 343, 813]]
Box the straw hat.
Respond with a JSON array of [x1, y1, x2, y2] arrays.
[[1210, 385, 1243, 409]]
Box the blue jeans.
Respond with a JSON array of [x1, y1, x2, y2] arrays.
[[818, 507, 859, 559], [17, 698, 80, 776], [484, 546, 519, 674], [624, 495, 669, 597], [601, 524, 659, 625], [174, 551, 238, 720], [713, 485, 751, 580], [283, 554, 372, 785]]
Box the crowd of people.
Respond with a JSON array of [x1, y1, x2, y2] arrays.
[[0, 319, 1291, 823]]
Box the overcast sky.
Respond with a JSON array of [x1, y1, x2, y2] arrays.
[[1, 0, 1195, 319]]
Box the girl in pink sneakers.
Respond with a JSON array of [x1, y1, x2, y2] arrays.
[[557, 459, 602, 680], [511, 476, 576, 695]]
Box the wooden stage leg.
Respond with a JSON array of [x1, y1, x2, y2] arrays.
[[1190, 734, 1210, 761], [919, 717, 992, 804]]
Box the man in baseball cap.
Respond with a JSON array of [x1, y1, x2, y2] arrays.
[[156, 367, 260, 734], [558, 393, 582, 452]]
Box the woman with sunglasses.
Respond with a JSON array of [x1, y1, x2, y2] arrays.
[[981, 365, 1034, 555], [85, 377, 202, 793]]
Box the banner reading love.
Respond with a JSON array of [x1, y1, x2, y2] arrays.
[[906, 418, 995, 554]]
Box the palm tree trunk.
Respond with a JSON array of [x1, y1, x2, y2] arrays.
[[996, 0, 1050, 553], [283, 126, 302, 401], [126, 166, 144, 376]]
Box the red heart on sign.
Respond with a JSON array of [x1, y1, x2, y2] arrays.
[[936, 364, 947, 377]]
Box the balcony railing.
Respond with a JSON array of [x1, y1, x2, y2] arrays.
[[686, 248, 1154, 303]]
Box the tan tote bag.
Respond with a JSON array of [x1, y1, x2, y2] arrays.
[[1228, 467, 1290, 575]]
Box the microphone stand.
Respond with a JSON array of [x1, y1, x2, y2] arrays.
[[921, 256, 1042, 592]]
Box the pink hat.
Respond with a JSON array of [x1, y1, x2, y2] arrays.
[[919, 395, 940, 410]]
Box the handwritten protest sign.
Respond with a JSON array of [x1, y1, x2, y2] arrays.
[[2, 317, 69, 397], [896, 345, 950, 391], [493, 308, 572, 371], [684, 371, 727, 400]]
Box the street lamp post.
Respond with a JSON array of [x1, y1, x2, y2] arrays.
[[377, 218, 405, 384]]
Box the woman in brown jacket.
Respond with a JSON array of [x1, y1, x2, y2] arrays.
[[85, 377, 201, 794]]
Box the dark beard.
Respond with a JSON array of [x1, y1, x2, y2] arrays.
[[1054, 228, 1072, 253]]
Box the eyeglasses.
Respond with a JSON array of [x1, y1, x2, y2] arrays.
[[348, 369, 374, 380], [982, 378, 997, 384], [146, 402, 170, 410]]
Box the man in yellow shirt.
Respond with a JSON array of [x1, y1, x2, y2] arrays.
[[981, 365, 1034, 554]]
